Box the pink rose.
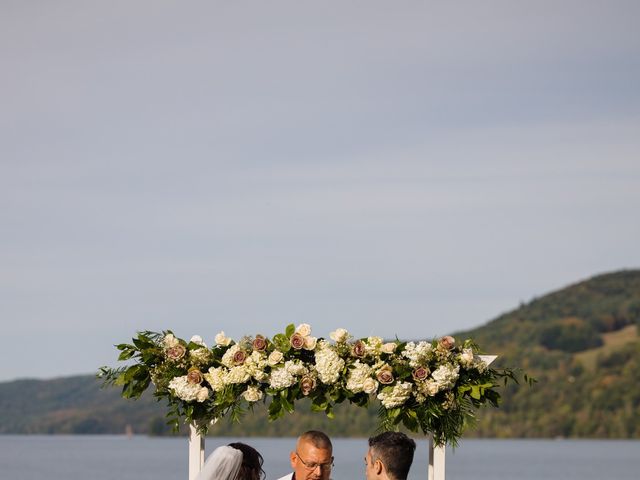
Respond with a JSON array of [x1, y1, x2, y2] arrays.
[[253, 335, 267, 352], [187, 369, 204, 385], [300, 375, 316, 396], [412, 366, 429, 381], [439, 336, 455, 350], [352, 340, 366, 358], [290, 333, 305, 350], [166, 344, 186, 361], [376, 365, 394, 385], [232, 349, 247, 365]]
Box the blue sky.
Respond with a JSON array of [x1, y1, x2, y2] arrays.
[[1, 1, 639, 381]]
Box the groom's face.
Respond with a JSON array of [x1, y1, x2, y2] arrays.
[[290, 440, 333, 480]]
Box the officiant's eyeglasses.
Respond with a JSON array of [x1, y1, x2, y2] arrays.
[[295, 452, 334, 471]]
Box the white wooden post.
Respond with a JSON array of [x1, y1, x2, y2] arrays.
[[426, 354, 498, 480], [189, 423, 205, 480], [428, 435, 446, 480]]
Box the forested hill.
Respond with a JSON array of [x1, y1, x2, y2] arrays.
[[1, 269, 638, 438], [453, 269, 640, 438]]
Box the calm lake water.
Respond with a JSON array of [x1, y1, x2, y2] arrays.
[[0, 436, 638, 480]]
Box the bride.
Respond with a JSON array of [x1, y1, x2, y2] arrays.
[[196, 443, 265, 480]]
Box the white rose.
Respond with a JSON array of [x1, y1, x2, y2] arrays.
[[163, 333, 179, 348], [215, 331, 232, 346], [242, 385, 263, 402], [330, 328, 349, 343], [196, 387, 210, 403], [303, 336, 317, 350], [459, 348, 474, 367], [362, 378, 379, 394], [381, 342, 397, 354], [268, 350, 284, 366], [190, 335, 206, 347], [296, 323, 312, 337]]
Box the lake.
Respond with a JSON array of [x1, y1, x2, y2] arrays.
[[0, 436, 638, 480]]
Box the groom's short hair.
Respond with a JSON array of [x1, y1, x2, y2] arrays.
[[368, 431, 416, 480]]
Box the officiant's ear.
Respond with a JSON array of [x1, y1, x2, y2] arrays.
[[290, 451, 297, 468]]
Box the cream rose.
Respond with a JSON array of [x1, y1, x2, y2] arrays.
[[303, 336, 317, 350], [296, 323, 312, 337], [362, 378, 379, 394], [215, 331, 232, 346], [268, 350, 284, 366], [381, 342, 397, 354]]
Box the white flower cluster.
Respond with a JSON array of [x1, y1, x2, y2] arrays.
[[314, 341, 345, 384], [269, 360, 308, 390], [245, 351, 269, 381], [221, 344, 241, 368], [163, 333, 179, 348], [203, 367, 225, 391], [377, 381, 413, 408], [431, 364, 460, 390], [346, 360, 378, 394], [168, 375, 209, 402], [402, 341, 433, 367], [329, 328, 349, 343]]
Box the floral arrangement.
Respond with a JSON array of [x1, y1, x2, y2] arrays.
[[99, 324, 523, 446]]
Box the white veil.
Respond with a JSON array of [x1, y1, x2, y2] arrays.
[[195, 445, 243, 480]]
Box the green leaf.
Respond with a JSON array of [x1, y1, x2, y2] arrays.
[[280, 390, 295, 413], [285, 324, 295, 337]]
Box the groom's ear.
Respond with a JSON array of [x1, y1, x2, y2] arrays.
[[375, 458, 384, 476]]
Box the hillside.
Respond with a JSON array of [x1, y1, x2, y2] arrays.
[[1, 269, 638, 438], [454, 269, 640, 438]]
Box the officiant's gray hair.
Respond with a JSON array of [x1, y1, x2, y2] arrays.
[[298, 430, 333, 450]]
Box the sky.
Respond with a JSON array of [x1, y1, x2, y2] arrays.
[[1, 1, 639, 382]]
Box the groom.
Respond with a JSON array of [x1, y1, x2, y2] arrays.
[[277, 430, 334, 480], [364, 431, 416, 480]]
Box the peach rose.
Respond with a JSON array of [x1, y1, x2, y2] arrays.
[[376, 365, 394, 385], [187, 369, 204, 385], [252, 335, 267, 352], [352, 340, 366, 357], [166, 344, 186, 361], [412, 366, 429, 381], [439, 336, 455, 350], [300, 375, 316, 396], [232, 349, 247, 365], [290, 333, 305, 350]]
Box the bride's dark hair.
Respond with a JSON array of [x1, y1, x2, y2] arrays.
[[228, 442, 265, 480]]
